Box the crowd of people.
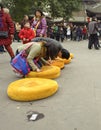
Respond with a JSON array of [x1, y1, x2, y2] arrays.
[[0, 3, 71, 76], [0, 2, 101, 75]]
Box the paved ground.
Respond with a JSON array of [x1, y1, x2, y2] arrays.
[[0, 39, 101, 130]]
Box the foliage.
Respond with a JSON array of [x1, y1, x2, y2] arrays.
[[1, 0, 82, 22]]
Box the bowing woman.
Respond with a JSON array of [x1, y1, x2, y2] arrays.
[[16, 41, 62, 72]]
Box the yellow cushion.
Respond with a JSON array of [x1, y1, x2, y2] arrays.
[[26, 66, 60, 79], [7, 78, 58, 101], [56, 57, 71, 64], [51, 60, 64, 69], [70, 53, 74, 59]]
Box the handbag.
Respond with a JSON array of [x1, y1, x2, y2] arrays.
[[32, 20, 40, 36], [10, 43, 33, 75], [0, 31, 8, 38]]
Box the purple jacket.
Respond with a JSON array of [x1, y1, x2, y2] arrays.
[[31, 17, 47, 37]]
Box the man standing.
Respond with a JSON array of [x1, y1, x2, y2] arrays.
[[88, 17, 100, 50]]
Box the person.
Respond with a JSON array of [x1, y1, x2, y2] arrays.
[[0, 45, 6, 53], [0, 3, 15, 59], [20, 15, 29, 29], [16, 40, 64, 73], [88, 17, 99, 50], [19, 22, 35, 44], [0, 7, 9, 53], [31, 9, 47, 37], [15, 22, 21, 42], [32, 37, 70, 59]]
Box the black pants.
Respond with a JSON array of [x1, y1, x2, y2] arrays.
[[0, 45, 5, 52], [88, 34, 99, 49]]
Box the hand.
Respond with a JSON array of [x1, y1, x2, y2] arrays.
[[26, 39, 29, 41], [23, 38, 26, 41], [48, 59, 53, 64], [40, 34, 43, 37], [36, 68, 41, 72], [46, 61, 51, 66], [10, 34, 14, 40]]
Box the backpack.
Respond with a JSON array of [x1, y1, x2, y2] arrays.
[[10, 51, 31, 75], [10, 43, 32, 75]]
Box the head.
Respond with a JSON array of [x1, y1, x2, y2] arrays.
[[3, 8, 9, 14], [0, 3, 3, 10], [35, 9, 44, 17], [24, 15, 29, 20], [58, 48, 70, 59], [92, 17, 97, 21], [44, 43, 62, 60], [24, 22, 30, 28]]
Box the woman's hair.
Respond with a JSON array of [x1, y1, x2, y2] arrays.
[[0, 3, 4, 9], [35, 9, 44, 16], [44, 42, 62, 60], [61, 48, 70, 59]]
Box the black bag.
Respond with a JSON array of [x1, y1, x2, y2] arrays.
[[0, 31, 8, 38]]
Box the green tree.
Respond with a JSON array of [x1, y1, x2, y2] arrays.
[[1, 0, 82, 21]]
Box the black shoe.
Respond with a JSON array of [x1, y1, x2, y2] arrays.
[[88, 47, 92, 49], [0, 51, 3, 54], [10, 56, 15, 62], [95, 47, 99, 50]]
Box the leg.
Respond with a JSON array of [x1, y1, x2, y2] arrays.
[[88, 36, 92, 49], [4, 45, 15, 59]]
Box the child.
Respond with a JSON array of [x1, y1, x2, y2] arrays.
[[19, 22, 35, 44]]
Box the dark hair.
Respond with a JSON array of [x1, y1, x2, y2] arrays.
[[61, 49, 70, 59], [0, 3, 3, 9], [44, 42, 62, 60], [92, 16, 96, 21], [35, 9, 44, 16]]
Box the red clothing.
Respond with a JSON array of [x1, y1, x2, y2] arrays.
[[19, 27, 35, 44], [82, 27, 87, 34], [0, 10, 14, 46]]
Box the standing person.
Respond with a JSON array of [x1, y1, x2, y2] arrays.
[[76, 26, 82, 41], [15, 22, 21, 42], [19, 22, 35, 44], [82, 25, 87, 40], [31, 9, 47, 37], [0, 4, 15, 60], [59, 25, 65, 42], [0, 7, 10, 53], [20, 15, 29, 29], [66, 25, 71, 41], [88, 17, 99, 50]]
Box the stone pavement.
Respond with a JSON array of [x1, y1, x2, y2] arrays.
[[0, 40, 101, 130]]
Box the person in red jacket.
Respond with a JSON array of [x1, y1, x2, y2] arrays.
[[19, 22, 35, 44], [0, 3, 15, 60]]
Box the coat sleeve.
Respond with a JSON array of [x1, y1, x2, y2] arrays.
[[29, 29, 36, 40], [19, 29, 24, 39], [40, 17, 47, 36], [27, 44, 41, 71]]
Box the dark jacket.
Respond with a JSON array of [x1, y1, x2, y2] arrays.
[[0, 9, 14, 46], [32, 37, 63, 49]]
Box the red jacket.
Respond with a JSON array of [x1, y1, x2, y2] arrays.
[[19, 27, 35, 44], [0, 9, 14, 46]]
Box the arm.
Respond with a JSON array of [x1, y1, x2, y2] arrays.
[[27, 44, 41, 71], [40, 17, 47, 36], [28, 29, 36, 40], [6, 13, 14, 35], [19, 29, 24, 40]]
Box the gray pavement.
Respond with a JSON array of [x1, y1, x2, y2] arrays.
[[0, 39, 101, 130]]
